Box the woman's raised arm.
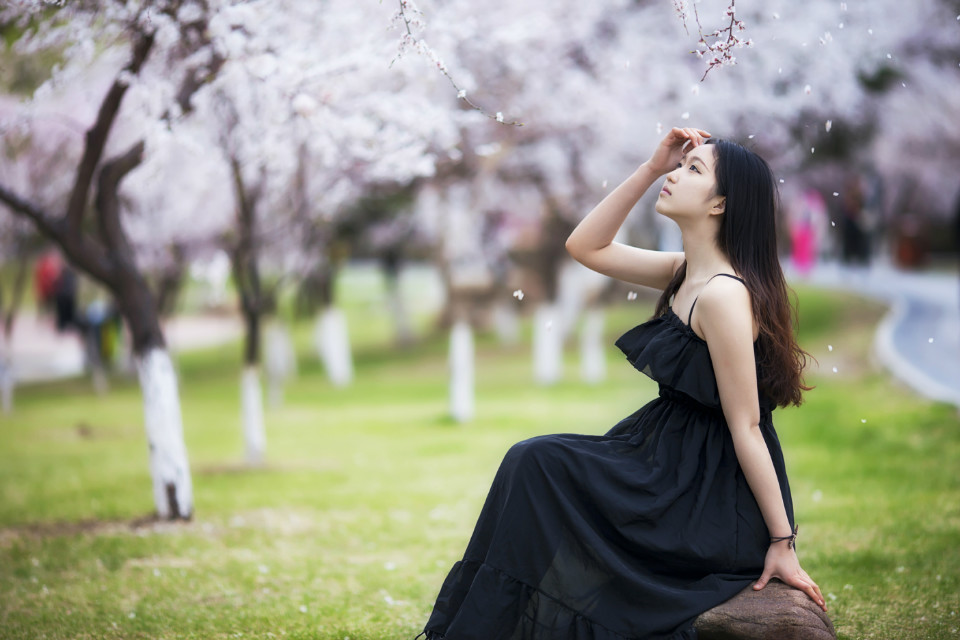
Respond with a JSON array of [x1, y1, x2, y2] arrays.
[[565, 127, 709, 290]]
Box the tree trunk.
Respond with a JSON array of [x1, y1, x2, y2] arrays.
[[264, 321, 296, 409], [449, 320, 474, 423], [314, 306, 353, 387], [240, 303, 266, 464], [492, 302, 520, 346], [241, 365, 266, 465], [533, 303, 562, 385], [0, 343, 12, 414], [385, 270, 414, 346], [0, 253, 28, 414], [382, 251, 414, 346], [115, 270, 194, 519], [135, 347, 193, 520], [579, 308, 606, 384]]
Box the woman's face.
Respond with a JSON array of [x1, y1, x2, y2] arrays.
[[654, 144, 724, 222]]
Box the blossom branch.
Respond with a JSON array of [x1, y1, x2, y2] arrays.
[[690, 0, 752, 81], [391, 0, 523, 126]]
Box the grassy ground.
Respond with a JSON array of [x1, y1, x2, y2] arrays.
[[0, 274, 958, 639]]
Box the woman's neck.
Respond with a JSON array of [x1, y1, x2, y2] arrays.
[[680, 222, 731, 282]]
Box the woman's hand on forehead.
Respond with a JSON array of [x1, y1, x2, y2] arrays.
[[646, 127, 711, 175]]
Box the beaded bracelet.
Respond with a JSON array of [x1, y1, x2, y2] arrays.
[[769, 524, 799, 550]]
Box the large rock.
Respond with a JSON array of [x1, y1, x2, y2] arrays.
[[694, 580, 836, 640]]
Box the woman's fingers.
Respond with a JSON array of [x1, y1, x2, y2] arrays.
[[789, 573, 827, 611], [800, 570, 825, 607]]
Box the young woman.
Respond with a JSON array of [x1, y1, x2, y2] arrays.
[[419, 127, 826, 640]]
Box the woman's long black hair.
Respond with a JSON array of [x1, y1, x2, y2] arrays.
[[654, 139, 811, 407]]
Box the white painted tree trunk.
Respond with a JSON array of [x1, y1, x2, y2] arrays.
[[579, 308, 606, 384], [386, 282, 414, 346], [241, 365, 266, 465], [314, 307, 353, 387], [0, 355, 13, 414], [449, 320, 474, 423], [533, 303, 563, 385], [135, 348, 193, 519], [492, 302, 520, 346], [264, 323, 296, 408]]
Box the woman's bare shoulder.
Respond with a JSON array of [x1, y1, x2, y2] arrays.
[[693, 276, 756, 340]]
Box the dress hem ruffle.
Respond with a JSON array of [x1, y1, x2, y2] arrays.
[[419, 559, 698, 640]]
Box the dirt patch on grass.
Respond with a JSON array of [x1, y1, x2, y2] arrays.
[[0, 513, 196, 547]]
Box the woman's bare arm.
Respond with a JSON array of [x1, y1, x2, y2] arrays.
[[565, 128, 708, 290], [696, 279, 827, 612]]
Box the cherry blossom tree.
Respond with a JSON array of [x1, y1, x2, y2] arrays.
[[0, 0, 230, 519]]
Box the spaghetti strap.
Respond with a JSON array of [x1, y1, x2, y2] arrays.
[[687, 273, 745, 325]]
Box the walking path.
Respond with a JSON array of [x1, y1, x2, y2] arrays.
[[785, 260, 960, 408], [4, 312, 242, 383]]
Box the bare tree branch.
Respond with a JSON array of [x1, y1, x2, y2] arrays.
[[65, 30, 155, 236]]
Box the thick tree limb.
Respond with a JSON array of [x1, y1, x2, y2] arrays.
[[65, 30, 154, 237], [96, 139, 145, 262], [0, 183, 114, 284], [0, 184, 60, 240]]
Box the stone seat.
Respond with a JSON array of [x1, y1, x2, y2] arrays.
[[694, 579, 836, 640]]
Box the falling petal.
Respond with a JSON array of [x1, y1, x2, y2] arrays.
[[928, 337, 934, 343], [832, 366, 838, 373], [513, 289, 524, 301], [627, 291, 638, 301], [300, 605, 308, 613], [825, 120, 833, 132], [833, 192, 840, 197], [828, 345, 833, 351]]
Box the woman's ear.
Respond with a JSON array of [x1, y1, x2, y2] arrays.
[[710, 197, 726, 216]]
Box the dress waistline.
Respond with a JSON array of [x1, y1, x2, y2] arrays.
[[657, 384, 773, 417]]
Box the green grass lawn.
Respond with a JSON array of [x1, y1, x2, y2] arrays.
[[0, 279, 957, 639]]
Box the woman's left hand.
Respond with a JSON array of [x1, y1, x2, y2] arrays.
[[753, 542, 827, 611]]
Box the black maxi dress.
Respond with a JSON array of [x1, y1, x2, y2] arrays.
[[420, 282, 795, 640]]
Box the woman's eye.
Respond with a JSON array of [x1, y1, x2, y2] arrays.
[[689, 165, 700, 173], [676, 162, 683, 168]]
